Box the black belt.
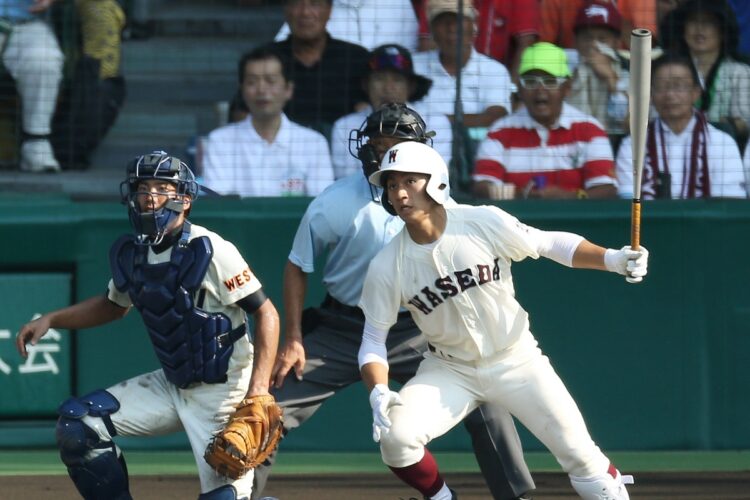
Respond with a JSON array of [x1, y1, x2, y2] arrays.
[[322, 294, 410, 320], [322, 294, 363, 317]]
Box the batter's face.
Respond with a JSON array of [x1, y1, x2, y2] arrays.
[[241, 57, 293, 121], [367, 70, 413, 109], [385, 171, 434, 221]]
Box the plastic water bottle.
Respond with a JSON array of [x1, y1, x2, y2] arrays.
[[606, 88, 629, 135]]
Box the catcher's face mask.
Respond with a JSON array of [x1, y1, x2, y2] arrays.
[[349, 103, 435, 203], [121, 151, 198, 246]]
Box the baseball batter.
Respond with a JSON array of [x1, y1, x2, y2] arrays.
[[15, 152, 279, 500], [252, 104, 534, 500], [358, 141, 648, 500]]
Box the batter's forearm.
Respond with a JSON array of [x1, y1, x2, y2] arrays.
[[247, 300, 280, 396], [361, 362, 389, 393], [571, 240, 608, 270]]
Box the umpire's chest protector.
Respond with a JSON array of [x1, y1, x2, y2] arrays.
[[109, 232, 245, 389]]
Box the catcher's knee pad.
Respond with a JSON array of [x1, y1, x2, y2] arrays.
[[56, 389, 131, 500], [198, 485, 247, 500], [570, 464, 633, 500]]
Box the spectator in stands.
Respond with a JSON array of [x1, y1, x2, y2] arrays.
[[743, 138, 750, 196], [227, 87, 250, 124], [540, 0, 656, 49], [265, 0, 370, 137], [1, 0, 65, 172], [413, 0, 513, 128], [202, 47, 334, 197], [414, 0, 540, 82], [661, 0, 750, 149], [274, 0, 419, 52], [473, 42, 617, 200], [617, 54, 746, 199], [566, 1, 631, 136], [51, 0, 126, 170], [330, 43, 452, 179]]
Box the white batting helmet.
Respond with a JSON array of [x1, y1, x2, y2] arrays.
[[368, 141, 450, 215]]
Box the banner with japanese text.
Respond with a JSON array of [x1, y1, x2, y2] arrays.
[[0, 273, 72, 416]]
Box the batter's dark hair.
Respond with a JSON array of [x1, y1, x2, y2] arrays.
[[238, 46, 293, 84]]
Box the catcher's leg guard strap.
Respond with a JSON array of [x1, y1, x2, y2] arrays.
[[198, 485, 243, 500], [56, 389, 131, 500]]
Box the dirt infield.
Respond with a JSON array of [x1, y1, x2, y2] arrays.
[[5, 471, 750, 499]]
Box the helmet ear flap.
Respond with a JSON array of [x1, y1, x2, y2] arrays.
[[379, 172, 398, 216]]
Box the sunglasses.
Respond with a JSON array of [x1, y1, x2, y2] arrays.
[[518, 75, 568, 90]]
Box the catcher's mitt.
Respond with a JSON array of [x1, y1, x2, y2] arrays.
[[204, 394, 284, 479]]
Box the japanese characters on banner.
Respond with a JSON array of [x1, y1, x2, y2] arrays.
[[0, 273, 72, 417]]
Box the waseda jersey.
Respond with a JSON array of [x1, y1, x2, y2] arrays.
[[359, 205, 544, 361], [108, 224, 261, 331]]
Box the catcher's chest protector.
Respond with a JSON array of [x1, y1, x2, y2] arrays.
[[109, 225, 246, 388]]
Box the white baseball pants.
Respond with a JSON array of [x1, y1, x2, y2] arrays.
[[380, 331, 611, 479], [107, 338, 255, 497], [1, 19, 63, 135]]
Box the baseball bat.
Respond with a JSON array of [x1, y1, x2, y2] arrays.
[[628, 29, 651, 250]]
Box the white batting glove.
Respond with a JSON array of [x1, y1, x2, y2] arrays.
[[368, 384, 402, 442], [604, 245, 649, 283]]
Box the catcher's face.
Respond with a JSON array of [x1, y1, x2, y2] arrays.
[[135, 179, 190, 214]]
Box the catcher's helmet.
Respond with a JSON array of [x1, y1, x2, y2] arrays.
[[349, 103, 435, 180], [369, 141, 450, 216], [120, 151, 199, 245]]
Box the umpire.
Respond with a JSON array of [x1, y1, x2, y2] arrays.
[[251, 103, 534, 500]]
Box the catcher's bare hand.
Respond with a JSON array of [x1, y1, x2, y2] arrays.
[[16, 315, 51, 358], [271, 336, 305, 389], [204, 395, 284, 479]]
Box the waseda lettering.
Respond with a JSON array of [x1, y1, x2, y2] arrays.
[[408, 258, 503, 315]]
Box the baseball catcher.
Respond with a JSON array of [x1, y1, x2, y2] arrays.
[[205, 395, 284, 479], [16, 151, 280, 500]]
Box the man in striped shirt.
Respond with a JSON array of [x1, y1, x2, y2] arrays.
[[472, 42, 617, 200]]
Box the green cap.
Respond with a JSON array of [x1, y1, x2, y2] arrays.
[[518, 42, 571, 78]]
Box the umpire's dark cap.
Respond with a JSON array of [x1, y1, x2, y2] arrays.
[[366, 44, 432, 103]]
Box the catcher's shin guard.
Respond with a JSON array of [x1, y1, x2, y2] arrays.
[[56, 389, 132, 500], [570, 464, 633, 500]]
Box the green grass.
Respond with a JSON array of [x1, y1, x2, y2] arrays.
[[1, 450, 749, 476]]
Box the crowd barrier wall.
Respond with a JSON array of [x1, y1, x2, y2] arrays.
[[1, 195, 748, 452]]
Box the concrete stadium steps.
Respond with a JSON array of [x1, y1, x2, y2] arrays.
[[121, 38, 256, 79], [142, 2, 284, 39], [87, 1, 285, 180]]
